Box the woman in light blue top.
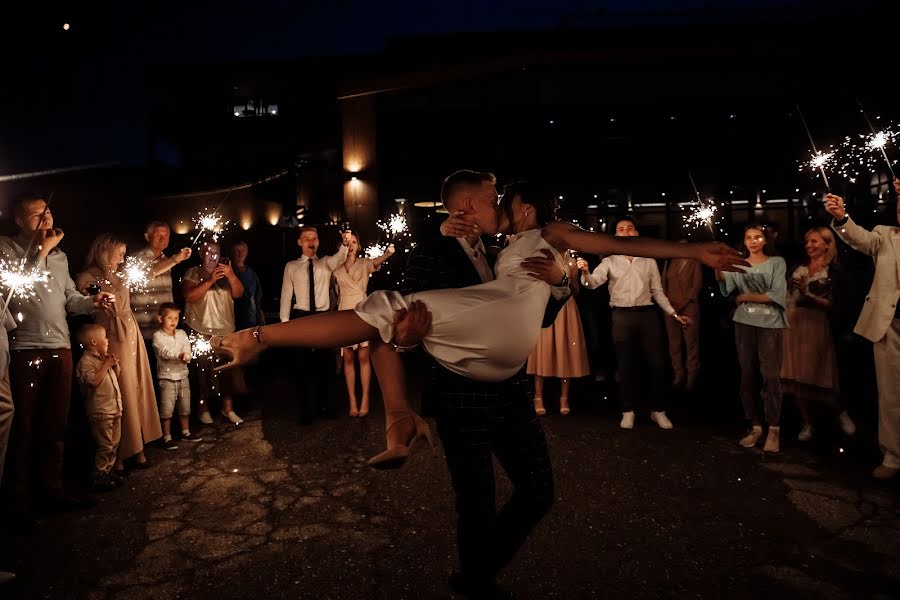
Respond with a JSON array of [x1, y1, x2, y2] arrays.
[[717, 224, 787, 453]]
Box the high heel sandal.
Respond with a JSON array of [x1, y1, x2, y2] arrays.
[[533, 397, 546, 416], [560, 398, 570, 416], [368, 411, 435, 470]]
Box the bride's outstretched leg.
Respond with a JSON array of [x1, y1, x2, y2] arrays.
[[367, 340, 434, 469], [217, 310, 380, 369]]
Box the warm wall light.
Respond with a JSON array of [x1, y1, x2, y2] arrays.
[[264, 203, 282, 226], [173, 220, 190, 235], [239, 209, 253, 231]]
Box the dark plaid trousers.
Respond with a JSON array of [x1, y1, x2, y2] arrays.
[[431, 367, 554, 581]]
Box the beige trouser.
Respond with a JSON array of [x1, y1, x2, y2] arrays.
[[0, 373, 12, 483], [874, 318, 900, 469], [88, 414, 122, 476]]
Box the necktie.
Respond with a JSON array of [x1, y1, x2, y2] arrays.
[[308, 258, 317, 312]]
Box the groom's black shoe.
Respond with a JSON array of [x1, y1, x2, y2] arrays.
[[449, 571, 517, 600]]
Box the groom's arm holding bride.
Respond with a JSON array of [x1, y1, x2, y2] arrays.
[[438, 211, 572, 327]]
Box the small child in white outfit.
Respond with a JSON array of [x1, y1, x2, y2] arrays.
[[152, 303, 202, 449]]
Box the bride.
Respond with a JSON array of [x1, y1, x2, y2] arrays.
[[216, 181, 747, 467]]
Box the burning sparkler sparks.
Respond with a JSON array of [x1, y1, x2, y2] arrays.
[[191, 210, 230, 246], [377, 213, 409, 238], [190, 333, 214, 360], [0, 259, 50, 300], [364, 243, 388, 259], [683, 200, 718, 233], [835, 125, 899, 182], [117, 256, 151, 294]]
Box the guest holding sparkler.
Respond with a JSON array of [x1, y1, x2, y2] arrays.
[[527, 251, 588, 415], [76, 234, 163, 472], [781, 227, 855, 442], [0, 194, 113, 523], [716, 225, 788, 453], [826, 187, 900, 480], [279, 226, 350, 423], [334, 232, 394, 417], [129, 221, 191, 391], [577, 216, 692, 430], [182, 241, 245, 425], [152, 303, 202, 448]]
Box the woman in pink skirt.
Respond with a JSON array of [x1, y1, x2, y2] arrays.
[[527, 252, 589, 415]]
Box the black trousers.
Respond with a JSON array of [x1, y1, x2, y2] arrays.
[[611, 306, 669, 412], [432, 369, 555, 582], [290, 309, 333, 422]]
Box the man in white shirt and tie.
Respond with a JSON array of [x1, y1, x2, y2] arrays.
[[280, 226, 350, 422], [577, 216, 693, 430]]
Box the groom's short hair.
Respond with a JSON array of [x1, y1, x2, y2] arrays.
[[440, 170, 496, 208]]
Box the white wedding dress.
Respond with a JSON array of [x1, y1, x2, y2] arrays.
[[355, 228, 562, 382]]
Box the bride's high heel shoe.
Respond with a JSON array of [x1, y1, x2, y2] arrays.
[[368, 411, 435, 470]]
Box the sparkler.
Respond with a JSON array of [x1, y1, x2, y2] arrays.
[[377, 213, 409, 239], [0, 194, 54, 319], [190, 211, 230, 247], [0, 260, 50, 300], [682, 172, 718, 237], [116, 256, 151, 293], [189, 333, 214, 359], [189, 189, 233, 247], [795, 104, 831, 191], [856, 98, 897, 179], [364, 243, 388, 259]]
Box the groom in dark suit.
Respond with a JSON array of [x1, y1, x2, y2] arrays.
[[401, 170, 570, 599]]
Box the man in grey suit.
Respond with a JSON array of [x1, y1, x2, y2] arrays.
[[826, 188, 900, 480]]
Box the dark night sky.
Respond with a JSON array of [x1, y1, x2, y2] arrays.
[[0, 0, 891, 173]]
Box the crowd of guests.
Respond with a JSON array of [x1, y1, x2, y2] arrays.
[[0, 180, 897, 546]]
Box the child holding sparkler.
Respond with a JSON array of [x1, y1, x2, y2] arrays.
[[335, 232, 394, 417], [75, 324, 124, 491], [153, 303, 202, 449], [76, 234, 163, 472], [716, 225, 787, 453]]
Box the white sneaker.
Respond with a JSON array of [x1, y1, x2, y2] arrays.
[[797, 424, 813, 442], [650, 411, 673, 430], [838, 411, 856, 436], [223, 410, 243, 425], [620, 411, 635, 429], [199, 411, 213, 425]]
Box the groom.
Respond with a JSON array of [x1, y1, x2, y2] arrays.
[[401, 170, 570, 598]]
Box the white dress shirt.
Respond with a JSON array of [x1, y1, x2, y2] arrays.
[[457, 236, 571, 301], [152, 328, 191, 381], [457, 237, 494, 284], [280, 245, 349, 321], [582, 255, 676, 315]]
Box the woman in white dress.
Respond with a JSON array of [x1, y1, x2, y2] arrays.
[[334, 233, 394, 417], [216, 187, 747, 467]]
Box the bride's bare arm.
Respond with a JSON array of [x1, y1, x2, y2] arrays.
[[541, 221, 749, 272]]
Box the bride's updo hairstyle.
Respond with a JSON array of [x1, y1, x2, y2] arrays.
[[500, 181, 558, 228]]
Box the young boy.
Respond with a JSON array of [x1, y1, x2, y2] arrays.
[[75, 324, 124, 492], [152, 303, 202, 448]]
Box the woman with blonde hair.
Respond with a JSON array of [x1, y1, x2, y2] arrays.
[[781, 226, 855, 441], [76, 234, 165, 471], [334, 232, 394, 417]]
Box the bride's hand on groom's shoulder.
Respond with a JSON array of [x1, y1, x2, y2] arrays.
[[440, 211, 480, 239]]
